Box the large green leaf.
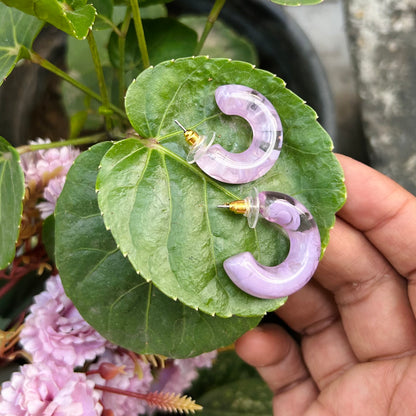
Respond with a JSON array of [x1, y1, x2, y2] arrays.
[[0, 137, 25, 269], [55, 142, 261, 358], [269, 0, 322, 5], [1, 0, 96, 39], [96, 57, 346, 318], [0, 3, 43, 86]]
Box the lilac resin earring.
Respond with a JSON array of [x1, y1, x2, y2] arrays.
[[218, 190, 321, 299], [175, 84, 283, 184]]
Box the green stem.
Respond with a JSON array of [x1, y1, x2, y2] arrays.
[[17, 133, 108, 155], [129, 0, 150, 69], [118, 8, 132, 107], [87, 30, 112, 130], [28, 51, 127, 120], [194, 0, 227, 55]]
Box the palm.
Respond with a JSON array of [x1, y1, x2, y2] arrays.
[[235, 155, 416, 416], [314, 357, 416, 414]]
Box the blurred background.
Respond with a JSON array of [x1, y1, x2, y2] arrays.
[[286, 0, 416, 194], [1, 0, 414, 194]]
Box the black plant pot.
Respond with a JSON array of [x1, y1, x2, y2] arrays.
[[168, 0, 337, 141]]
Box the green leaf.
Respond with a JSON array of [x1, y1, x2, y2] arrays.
[[0, 3, 43, 86], [63, 29, 116, 132], [97, 57, 345, 317], [179, 16, 258, 64], [42, 215, 55, 264], [0, 137, 25, 269], [108, 18, 197, 84], [197, 378, 273, 416], [90, 0, 113, 30], [269, 0, 322, 5], [187, 350, 259, 399], [1, 0, 96, 39], [55, 142, 261, 358]]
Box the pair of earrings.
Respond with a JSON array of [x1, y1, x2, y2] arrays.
[[176, 84, 321, 300]]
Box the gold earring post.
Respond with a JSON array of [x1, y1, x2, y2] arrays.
[[174, 119, 202, 146]]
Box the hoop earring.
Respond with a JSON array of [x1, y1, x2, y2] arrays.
[[218, 189, 321, 299], [175, 84, 283, 184]]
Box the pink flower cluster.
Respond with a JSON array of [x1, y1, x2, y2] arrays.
[[20, 138, 80, 218], [0, 274, 217, 415], [20, 274, 107, 368], [0, 362, 102, 416]]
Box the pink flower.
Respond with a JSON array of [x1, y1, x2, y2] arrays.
[[20, 138, 80, 187], [37, 176, 66, 219], [20, 274, 107, 368], [153, 351, 217, 395], [88, 349, 153, 416], [0, 362, 102, 416]]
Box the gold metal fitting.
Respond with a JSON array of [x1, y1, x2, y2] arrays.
[[217, 199, 249, 215], [174, 119, 202, 146]]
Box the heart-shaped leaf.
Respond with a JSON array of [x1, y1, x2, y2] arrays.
[[96, 57, 346, 317], [0, 3, 43, 86], [1, 0, 96, 39], [0, 137, 25, 269], [55, 142, 261, 358]]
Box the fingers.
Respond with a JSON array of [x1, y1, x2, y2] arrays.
[[235, 325, 318, 415], [336, 154, 416, 281], [275, 280, 359, 390], [315, 217, 416, 361]]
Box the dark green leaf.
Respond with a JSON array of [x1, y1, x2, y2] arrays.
[[179, 16, 258, 64], [0, 137, 25, 269], [55, 142, 261, 358], [1, 0, 96, 39], [0, 270, 48, 326], [108, 18, 197, 83], [0, 3, 43, 86], [187, 350, 259, 399], [42, 215, 55, 264], [197, 378, 273, 415], [97, 57, 345, 317]]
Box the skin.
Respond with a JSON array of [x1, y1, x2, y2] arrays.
[[235, 154, 416, 415]]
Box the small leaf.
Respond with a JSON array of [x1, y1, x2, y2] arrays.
[[55, 142, 261, 358], [269, 0, 323, 5], [0, 137, 25, 269], [0, 3, 43, 86], [97, 57, 345, 317], [1, 0, 96, 39]]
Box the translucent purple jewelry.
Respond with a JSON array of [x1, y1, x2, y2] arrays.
[[175, 84, 283, 184], [218, 190, 321, 299]]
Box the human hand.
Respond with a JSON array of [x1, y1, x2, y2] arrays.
[[235, 154, 416, 415]]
